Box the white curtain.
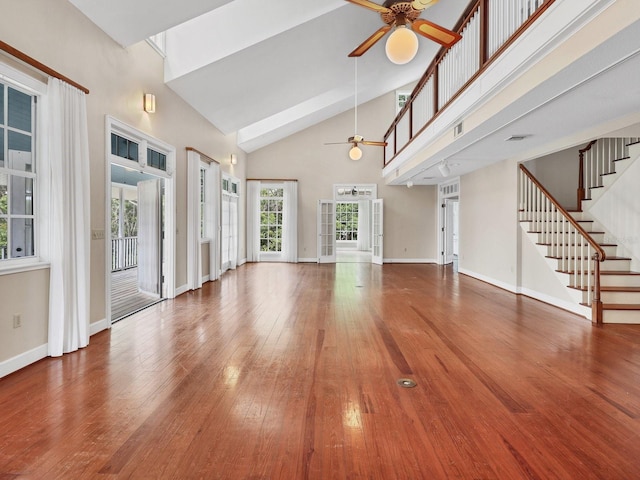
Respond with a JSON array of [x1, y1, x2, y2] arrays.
[[47, 78, 90, 357], [187, 151, 202, 290], [357, 200, 371, 251], [246, 180, 261, 262], [282, 181, 298, 263]]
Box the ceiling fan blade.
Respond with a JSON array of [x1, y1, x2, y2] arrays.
[[361, 140, 387, 147], [412, 19, 462, 48], [345, 0, 391, 14], [411, 0, 439, 10], [348, 25, 392, 57]]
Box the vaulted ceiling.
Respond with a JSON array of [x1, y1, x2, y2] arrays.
[[69, 0, 469, 152]]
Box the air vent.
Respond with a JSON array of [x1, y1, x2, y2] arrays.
[[505, 134, 531, 141]]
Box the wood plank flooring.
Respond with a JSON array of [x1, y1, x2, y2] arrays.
[[111, 267, 160, 321], [2, 263, 640, 479]]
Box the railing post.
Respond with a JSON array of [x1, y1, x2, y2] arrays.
[[479, 0, 489, 66], [577, 150, 585, 211], [592, 253, 603, 325]]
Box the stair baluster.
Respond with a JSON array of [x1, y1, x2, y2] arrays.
[[520, 164, 605, 324]]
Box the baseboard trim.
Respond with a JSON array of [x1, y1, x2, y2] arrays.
[[238, 258, 247, 266], [517, 287, 590, 318], [175, 284, 189, 296], [459, 268, 589, 319], [458, 268, 518, 293], [201, 274, 210, 283], [90, 318, 109, 336], [298, 258, 319, 263], [0, 343, 48, 379], [384, 258, 438, 264]]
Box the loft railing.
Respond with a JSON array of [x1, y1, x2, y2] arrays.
[[111, 236, 138, 272], [519, 164, 604, 324], [577, 137, 640, 209], [384, 0, 554, 166]]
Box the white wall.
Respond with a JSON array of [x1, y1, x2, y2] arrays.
[[590, 147, 640, 271], [247, 92, 438, 262], [524, 145, 584, 210], [0, 0, 246, 366], [459, 159, 518, 288]]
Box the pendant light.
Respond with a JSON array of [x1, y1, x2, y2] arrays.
[[349, 58, 362, 161]]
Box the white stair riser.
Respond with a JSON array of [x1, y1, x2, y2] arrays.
[[543, 245, 617, 258], [522, 220, 599, 232], [581, 291, 640, 303], [553, 258, 630, 272], [568, 274, 640, 288], [532, 232, 605, 244], [603, 309, 640, 324]]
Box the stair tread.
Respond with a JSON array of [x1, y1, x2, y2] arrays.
[[527, 230, 604, 234], [603, 304, 640, 311], [536, 243, 617, 247], [570, 286, 640, 292], [557, 269, 640, 275], [546, 256, 630, 260], [521, 219, 594, 223]]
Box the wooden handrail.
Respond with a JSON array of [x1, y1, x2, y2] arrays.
[[520, 163, 604, 324], [520, 164, 606, 262], [384, 0, 556, 166], [0, 40, 89, 94], [577, 140, 597, 210]]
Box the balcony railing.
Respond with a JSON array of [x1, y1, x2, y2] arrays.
[[111, 236, 138, 272], [384, 0, 555, 166]]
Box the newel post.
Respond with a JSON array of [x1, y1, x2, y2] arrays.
[[577, 150, 585, 212], [592, 253, 603, 325]]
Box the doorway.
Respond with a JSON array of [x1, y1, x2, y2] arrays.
[[318, 184, 382, 265], [438, 180, 460, 268], [105, 116, 176, 325], [110, 165, 164, 321]]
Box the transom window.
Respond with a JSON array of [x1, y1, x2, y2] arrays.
[[147, 148, 167, 171], [260, 188, 283, 252], [336, 202, 359, 241], [111, 133, 138, 161], [0, 82, 36, 260]]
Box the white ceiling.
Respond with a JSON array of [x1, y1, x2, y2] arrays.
[[68, 0, 469, 152], [69, 0, 640, 180]]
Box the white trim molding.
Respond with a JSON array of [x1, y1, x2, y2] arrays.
[[384, 258, 437, 264], [0, 344, 48, 379], [90, 318, 110, 336]]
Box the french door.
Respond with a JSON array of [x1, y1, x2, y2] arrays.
[[317, 200, 336, 263], [372, 199, 384, 265], [137, 178, 162, 297]]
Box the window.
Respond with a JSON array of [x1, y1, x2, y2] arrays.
[[111, 133, 139, 161], [336, 202, 359, 241], [260, 188, 283, 252], [147, 148, 167, 171], [0, 82, 36, 260], [396, 91, 411, 113]]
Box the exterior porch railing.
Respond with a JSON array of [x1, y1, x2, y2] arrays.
[[384, 0, 555, 166], [111, 236, 138, 272]]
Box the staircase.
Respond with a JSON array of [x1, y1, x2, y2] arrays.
[[518, 138, 640, 324]]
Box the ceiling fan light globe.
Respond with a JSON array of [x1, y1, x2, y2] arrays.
[[385, 26, 419, 65], [349, 145, 363, 161]]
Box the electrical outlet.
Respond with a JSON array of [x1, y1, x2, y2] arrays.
[[13, 314, 21, 329]]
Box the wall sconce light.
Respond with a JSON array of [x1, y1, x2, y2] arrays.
[[230, 153, 237, 165], [143, 93, 156, 113]]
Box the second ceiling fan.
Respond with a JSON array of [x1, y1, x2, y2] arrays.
[[346, 0, 462, 64]]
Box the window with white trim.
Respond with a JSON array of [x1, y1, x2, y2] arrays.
[[259, 187, 283, 253], [396, 91, 411, 113], [0, 81, 36, 261], [336, 202, 358, 241]]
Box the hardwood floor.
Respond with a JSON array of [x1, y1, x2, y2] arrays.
[[1, 263, 640, 479], [111, 268, 161, 321]]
